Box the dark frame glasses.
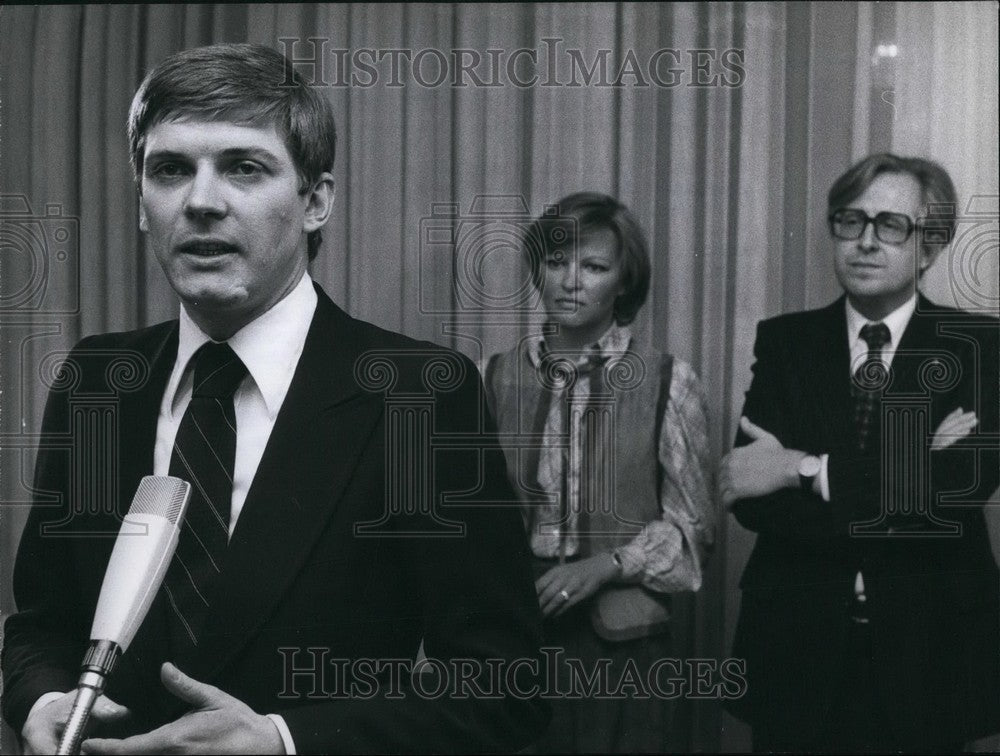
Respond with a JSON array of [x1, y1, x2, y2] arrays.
[[828, 208, 916, 244]]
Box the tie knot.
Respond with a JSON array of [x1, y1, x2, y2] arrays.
[[859, 322, 890, 351], [191, 342, 248, 399]]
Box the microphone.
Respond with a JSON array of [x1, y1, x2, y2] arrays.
[[56, 475, 191, 755]]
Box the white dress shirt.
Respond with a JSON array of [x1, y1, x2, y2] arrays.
[[154, 272, 317, 535], [844, 295, 916, 379]]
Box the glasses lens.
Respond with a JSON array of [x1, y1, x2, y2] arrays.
[[874, 212, 912, 243], [830, 209, 866, 240]]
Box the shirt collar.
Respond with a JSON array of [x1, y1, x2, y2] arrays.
[[172, 273, 318, 418], [525, 323, 633, 368], [845, 294, 916, 349]]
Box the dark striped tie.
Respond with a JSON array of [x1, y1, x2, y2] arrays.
[[851, 322, 891, 452], [164, 341, 248, 654]]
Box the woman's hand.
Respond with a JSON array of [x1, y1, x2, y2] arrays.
[[536, 555, 620, 618]]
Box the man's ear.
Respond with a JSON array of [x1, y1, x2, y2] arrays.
[[303, 173, 335, 234], [918, 244, 943, 276], [138, 202, 148, 232]]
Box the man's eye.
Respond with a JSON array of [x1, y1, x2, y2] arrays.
[[838, 212, 864, 229], [881, 216, 907, 232], [545, 258, 564, 269], [150, 163, 187, 178], [232, 162, 264, 177], [583, 263, 609, 273]]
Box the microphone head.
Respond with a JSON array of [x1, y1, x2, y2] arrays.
[[128, 475, 190, 524], [90, 475, 192, 649]]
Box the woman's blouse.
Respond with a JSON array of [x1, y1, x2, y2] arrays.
[[497, 324, 715, 594]]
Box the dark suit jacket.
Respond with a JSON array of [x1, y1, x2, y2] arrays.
[[3, 285, 548, 753], [726, 295, 1000, 746]]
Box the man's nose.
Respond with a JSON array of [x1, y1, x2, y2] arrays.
[[857, 219, 879, 253], [184, 170, 227, 219]]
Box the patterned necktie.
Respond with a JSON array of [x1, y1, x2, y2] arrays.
[[851, 322, 891, 452], [164, 341, 248, 653]]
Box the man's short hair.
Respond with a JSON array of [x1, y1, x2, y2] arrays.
[[127, 43, 336, 261], [524, 192, 651, 326], [827, 152, 958, 260]]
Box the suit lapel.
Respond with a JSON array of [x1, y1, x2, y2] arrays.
[[113, 323, 179, 707], [886, 295, 938, 396], [803, 297, 856, 450], [115, 324, 179, 519], [189, 290, 386, 683]]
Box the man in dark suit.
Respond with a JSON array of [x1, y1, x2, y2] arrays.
[[720, 153, 999, 752], [3, 43, 547, 754]]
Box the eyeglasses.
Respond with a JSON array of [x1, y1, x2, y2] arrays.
[[828, 208, 916, 244]]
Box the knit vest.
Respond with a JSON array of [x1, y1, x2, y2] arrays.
[[485, 342, 674, 641]]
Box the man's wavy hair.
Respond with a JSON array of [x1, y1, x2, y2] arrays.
[[127, 43, 336, 261]]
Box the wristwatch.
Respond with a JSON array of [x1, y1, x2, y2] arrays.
[[611, 549, 625, 577], [798, 454, 822, 492]]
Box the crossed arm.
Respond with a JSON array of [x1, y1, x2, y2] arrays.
[[720, 320, 999, 538]]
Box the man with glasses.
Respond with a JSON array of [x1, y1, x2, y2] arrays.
[[721, 153, 999, 751]]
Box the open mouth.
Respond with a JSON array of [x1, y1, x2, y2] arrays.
[[177, 240, 240, 257]]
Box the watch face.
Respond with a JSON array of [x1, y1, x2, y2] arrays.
[[799, 455, 822, 477]]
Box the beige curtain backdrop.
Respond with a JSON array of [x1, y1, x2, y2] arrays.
[[1, 3, 997, 752]]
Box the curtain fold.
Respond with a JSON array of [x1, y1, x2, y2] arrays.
[[2, 4, 996, 752]]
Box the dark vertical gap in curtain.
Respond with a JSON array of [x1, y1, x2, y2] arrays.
[[134, 3, 149, 325], [844, 3, 859, 193], [214, 3, 248, 42], [807, 3, 859, 306], [96, 6, 111, 335], [180, 4, 212, 48], [300, 4, 319, 45], [781, 1, 810, 314], [23, 9, 37, 201], [398, 2, 410, 333], [75, 5, 87, 303], [691, 2, 709, 367], [868, 1, 896, 155], [652, 2, 673, 345], [341, 5, 354, 312], [203, 4, 216, 46], [203, 4, 214, 43], [179, 6, 190, 50], [611, 2, 624, 199], [447, 6, 460, 334], [520, 4, 537, 341]]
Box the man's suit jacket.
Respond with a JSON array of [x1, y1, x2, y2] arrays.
[[3, 284, 548, 752], [726, 295, 1000, 746]]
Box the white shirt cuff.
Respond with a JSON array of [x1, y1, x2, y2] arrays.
[[27, 691, 65, 721], [266, 713, 296, 754], [818, 453, 831, 501]]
